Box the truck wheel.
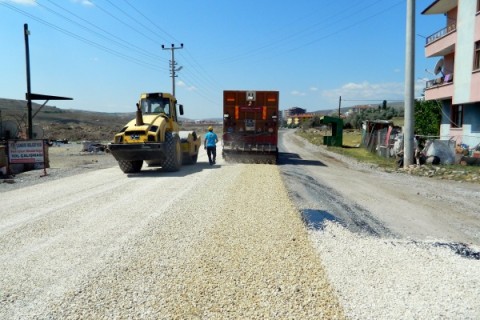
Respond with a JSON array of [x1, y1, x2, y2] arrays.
[[118, 160, 143, 173], [163, 132, 182, 172]]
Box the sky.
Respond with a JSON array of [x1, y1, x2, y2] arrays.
[[0, 0, 445, 120]]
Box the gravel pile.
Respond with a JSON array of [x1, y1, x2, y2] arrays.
[[1, 163, 345, 319], [397, 164, 480, 182], [310, 221, 480, 319]]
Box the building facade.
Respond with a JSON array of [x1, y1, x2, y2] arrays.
[[283, 107, 306, 126], [283, 107, 306, 120], [287, 113, 315, 126], [422, 0, 480, 147]]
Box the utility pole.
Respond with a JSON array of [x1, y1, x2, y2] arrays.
[[338, 96, 341, 118], [161, 43, 183, 97], [404, 0, 415, 167], [24, 23, 33, 139]]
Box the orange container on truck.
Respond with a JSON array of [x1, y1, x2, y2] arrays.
[[222, 90, 279, 163]]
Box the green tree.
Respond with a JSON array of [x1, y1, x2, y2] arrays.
[[414, 99, 441, 136], [344, 106, 401, 130]]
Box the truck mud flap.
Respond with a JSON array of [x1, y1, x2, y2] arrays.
[[222, 145, 278, 164]]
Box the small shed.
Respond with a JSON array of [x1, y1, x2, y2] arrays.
[[320, 116, 343, 147], [362, 120, 397, 157]]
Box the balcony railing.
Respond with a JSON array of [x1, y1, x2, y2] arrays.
[[426, 23, 456, 45], [425, 73, 454, 89]]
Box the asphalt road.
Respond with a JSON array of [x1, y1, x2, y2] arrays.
[[278, 129, 480, 246]]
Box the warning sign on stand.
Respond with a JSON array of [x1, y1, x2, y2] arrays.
[[8, 140, 45, 164]]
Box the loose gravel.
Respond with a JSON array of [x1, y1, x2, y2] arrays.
[[310, 222, 480, 319], [1, 140, 480, 319], [1, 161, 344, 319], [282, 131, 480, 319]]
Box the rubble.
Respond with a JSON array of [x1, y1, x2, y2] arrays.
[[395, 164, 480, 182]]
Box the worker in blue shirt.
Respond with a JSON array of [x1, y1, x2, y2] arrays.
[[204, 126, 218, 165]]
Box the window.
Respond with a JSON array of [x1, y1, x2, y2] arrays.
[[141, 97, 171, 116], [477, 0, 480, 12], [451, 105, 463, 128], [474, 41, 480, 70]]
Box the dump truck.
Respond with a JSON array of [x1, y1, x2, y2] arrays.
[[222, 90, 279, 163], [107, 92, 201, 173]]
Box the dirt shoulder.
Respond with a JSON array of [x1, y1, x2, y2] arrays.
[[1, 142, 118, 192]]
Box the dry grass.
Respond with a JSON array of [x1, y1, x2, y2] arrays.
[[296, 128, 480, 182], [296, 128, 396, 169]]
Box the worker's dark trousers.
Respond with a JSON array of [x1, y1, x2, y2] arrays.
[[206, 146, 216, 165]]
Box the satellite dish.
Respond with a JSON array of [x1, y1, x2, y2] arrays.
[[434, 58, 444, 76]]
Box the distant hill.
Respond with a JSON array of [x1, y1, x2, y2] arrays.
[[309, 101, 404, 116], [0, 98, 213, 141], [0, 98, 134, 141]]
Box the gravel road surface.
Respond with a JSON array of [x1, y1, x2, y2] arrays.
[[279, 130, 480, 245], [1, 146, 343, 319], [279, 129, 480, 319], [1, 133, 479, 319]]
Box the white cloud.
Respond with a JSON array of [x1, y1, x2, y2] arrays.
[[290, 90, 306, 96], [415, 78, 428, 97], [177, 80, 196, 91], [309, 87, 319, 92], [1, 0, 37, 5], [321, 80, 427, 105], [71, 0, 93, 7]]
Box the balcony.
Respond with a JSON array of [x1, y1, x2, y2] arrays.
[[426, 23, 456, 44], [424, 73, 454, 101], [425, 23, 457, 57]]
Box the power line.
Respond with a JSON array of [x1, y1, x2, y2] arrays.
[[214, 0, 400, 65], [342, 99, 404, 102], [279, 0, 405, 58], [0, 2, 166, 72], [3, 0, 222, 103], [105, 1, 223, 97], [39, 0, 167, 64], [1, 0, 411, 114], [121, 0, 178, 43], [92, 0, 165, 47], [179, 50, 224, 92]]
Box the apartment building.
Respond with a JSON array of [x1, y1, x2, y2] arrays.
[[422, 0, 480, 147], [283, 107, 306, 120], [286, 113, 315, 126]]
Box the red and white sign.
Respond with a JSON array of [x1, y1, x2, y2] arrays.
[[8, 140, 45, 164]]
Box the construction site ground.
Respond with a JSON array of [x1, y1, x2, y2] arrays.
[[1, 129, 479, 319]]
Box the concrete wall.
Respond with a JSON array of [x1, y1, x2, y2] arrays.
[[462, 102, 480, 146], [453, 0, 477, 104]]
